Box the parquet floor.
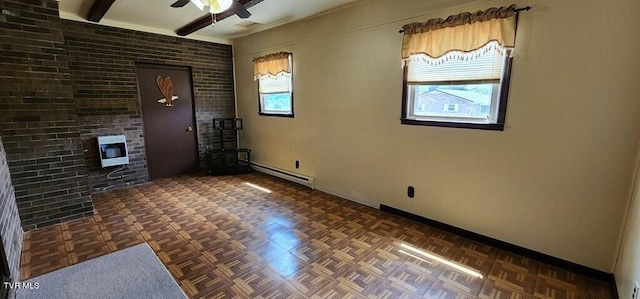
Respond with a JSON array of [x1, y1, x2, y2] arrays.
[[21, 173, 613, 298]]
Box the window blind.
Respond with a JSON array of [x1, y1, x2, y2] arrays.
[[407, 49, 505, 83], [259, 76, 291, 94]]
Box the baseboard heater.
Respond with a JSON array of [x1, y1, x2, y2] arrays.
[[250, 162, 315, 189]]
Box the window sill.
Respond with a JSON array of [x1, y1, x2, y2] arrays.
[[400, 118, 504, 131], [259, 112, 294, 118]]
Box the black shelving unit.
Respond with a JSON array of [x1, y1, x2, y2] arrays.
[[206, 118, 251, 175]]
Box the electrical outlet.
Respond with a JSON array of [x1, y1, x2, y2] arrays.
[[295, 160, 300, 169], [407, 186, 415, 198], [633, 282, 639, 299]]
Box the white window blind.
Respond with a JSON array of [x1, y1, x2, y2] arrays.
[[407, 50, 506, 83], [259, 76, 291, 94]]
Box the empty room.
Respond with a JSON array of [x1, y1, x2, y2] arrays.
[[1, 0, 640, 298]]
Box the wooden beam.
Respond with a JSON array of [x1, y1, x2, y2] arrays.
[[176, 0, 264, 36], [176, 14, 213, 37], [171, 0, 190, 8], [87, 0, 116, 22]]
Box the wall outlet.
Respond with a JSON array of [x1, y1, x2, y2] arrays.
[[407, 186, 415, 198], [295, 160, 300, 169]]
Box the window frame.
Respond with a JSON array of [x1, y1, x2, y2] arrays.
[[257, 54, 294, 118], [400, 52, 514, 131]]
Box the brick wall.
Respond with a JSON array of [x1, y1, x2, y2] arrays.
[[0, 137, 24, 298], [0, 0, 93, 230], [62, 20, 236, 191], [0, 0, 235, 229]]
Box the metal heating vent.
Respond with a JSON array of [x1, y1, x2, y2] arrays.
[[250, 162, 315, 189]]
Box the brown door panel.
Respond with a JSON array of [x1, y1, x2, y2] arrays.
[[136, 64, 198, 180]]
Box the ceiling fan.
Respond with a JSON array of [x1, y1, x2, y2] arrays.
[[171, 0, 251, 18]]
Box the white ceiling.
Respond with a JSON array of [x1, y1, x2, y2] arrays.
[[58, 0, 362, 44]]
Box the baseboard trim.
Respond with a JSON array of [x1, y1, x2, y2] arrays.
[[379, 204, 613, 283], [610, 274, 619, 299]]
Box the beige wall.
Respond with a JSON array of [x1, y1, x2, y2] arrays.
[[233, 0, 640, 271], [616, 150, 640, 297]]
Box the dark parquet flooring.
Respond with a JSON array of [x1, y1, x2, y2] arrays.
[[20, 173, 613, 298]]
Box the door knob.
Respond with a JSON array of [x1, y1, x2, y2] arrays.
[[187, 126, 193, 131]]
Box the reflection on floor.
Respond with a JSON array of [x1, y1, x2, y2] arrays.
[[21, 173, 613, 298]]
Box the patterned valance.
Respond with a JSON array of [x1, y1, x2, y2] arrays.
[[401, 4, 517, 66], [253, 52, 292, 81]]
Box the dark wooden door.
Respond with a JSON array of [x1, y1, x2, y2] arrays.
[[136, 64, 198, 180]]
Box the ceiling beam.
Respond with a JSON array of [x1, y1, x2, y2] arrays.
[[87, 0, 116, 22], [176, 0, 264, 36]]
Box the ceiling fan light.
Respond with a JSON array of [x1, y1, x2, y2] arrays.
[[209, 0, 233, 14], [190, 0, 205, 10]]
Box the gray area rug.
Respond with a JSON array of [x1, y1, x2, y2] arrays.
[[17, 243, 187, 299]]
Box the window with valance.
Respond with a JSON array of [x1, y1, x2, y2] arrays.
[[400, 4, 518, 130], [253, 52, 294, 117]]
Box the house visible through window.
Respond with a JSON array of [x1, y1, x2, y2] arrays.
[[400, 5, 518, 130], [253, 52, 293, 117], [443, 103, 459, 113]]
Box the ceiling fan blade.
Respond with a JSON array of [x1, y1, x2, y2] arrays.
[[170, 0, 190, 8], [230, 1, 251, 18]]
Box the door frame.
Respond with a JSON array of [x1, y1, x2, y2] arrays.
[[134, 62, 200, 180]]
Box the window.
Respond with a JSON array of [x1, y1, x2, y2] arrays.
[[258, 73, 293, 116], [443, 104, 458, 113], [400, 5, 518, 130], [253, 52, 293, 117], [404, 47, 512, 127]]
